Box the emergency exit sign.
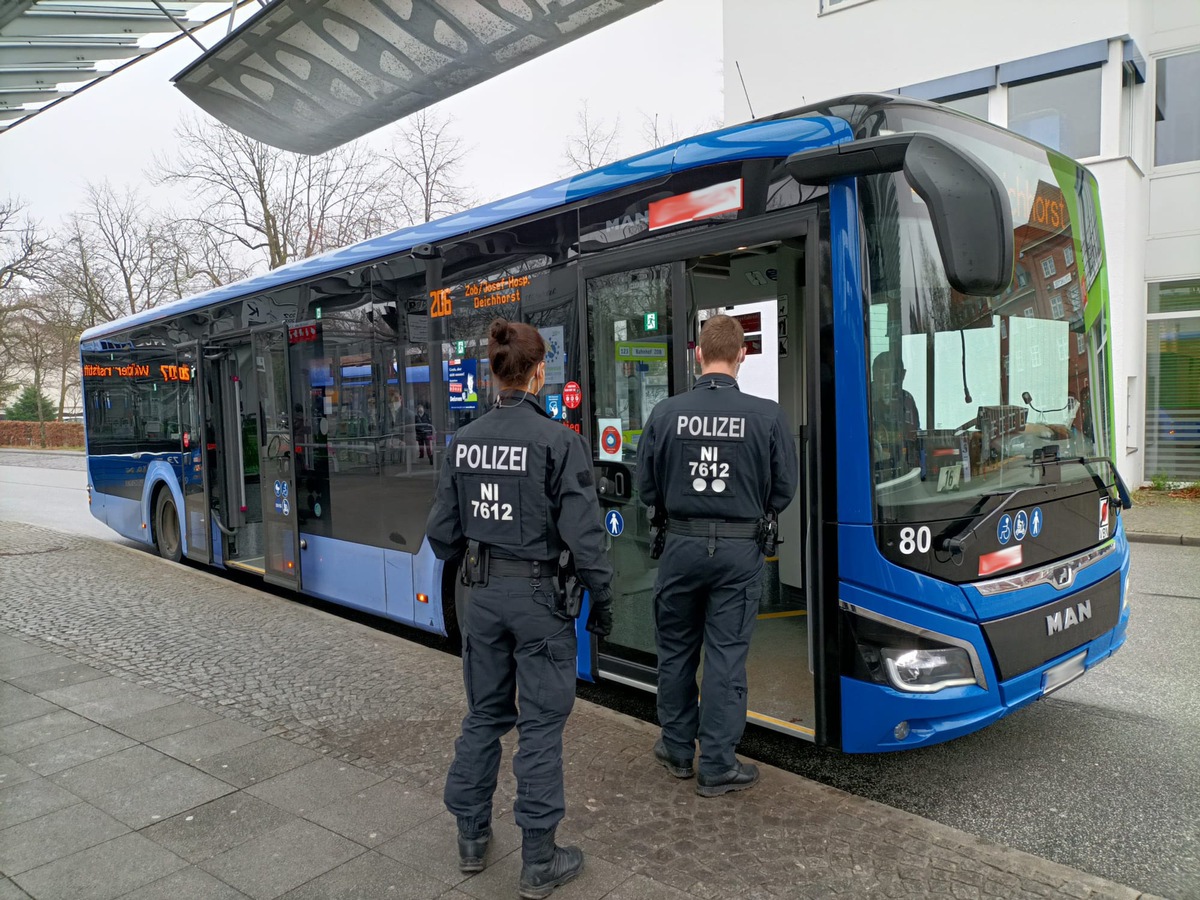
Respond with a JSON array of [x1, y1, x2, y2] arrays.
[[644, 312, 658, 331], [455, 340, 466, 355]]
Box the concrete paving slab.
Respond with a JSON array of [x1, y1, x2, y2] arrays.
[[0, 694, 58, 731], [89, 765, 237, 829], [277, 850, 452, 900], [197, 818, 365, 900], [375, 812, 520, 888], [0, 709, 92, 755], [0, 639, 47, 663], [0, 776, 80, 830], [67, 690, 180, 725], [6, 662, 108, 695], [9, 832, 187, 900], [47, 744, 180, 800], [0, 878, 31, 900], [0, 652, 72, 680], [0, 801, 129, 875], [10, 724, 136, 775], [147, 718, 270, 763], [116, 865, 251, 900], [104, 701, 223, 743], [302, 779, 444, 848], [39, 676, 142, 708], [142, 792, 297, 864], [0, 754, 38, 790], [190, 736, 323, 789], [243, 758, 385, 816]]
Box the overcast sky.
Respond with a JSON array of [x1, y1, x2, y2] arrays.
[[0, 0, 725, 229]]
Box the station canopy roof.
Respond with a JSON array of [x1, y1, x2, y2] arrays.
[[0, 1, 242, 135], [172, 0, 663, 156]]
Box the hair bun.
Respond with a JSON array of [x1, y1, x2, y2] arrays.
[[489, 318, 511, 344]]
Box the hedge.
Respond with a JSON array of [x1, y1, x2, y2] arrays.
[[0, 421, 85, 448]]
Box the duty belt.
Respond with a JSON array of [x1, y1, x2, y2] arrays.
[[666, 518, 760, 557], [488, 558, 559, 578]]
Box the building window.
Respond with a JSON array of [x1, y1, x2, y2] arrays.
[[1154, 51, 1200, 167], [1024, 308, 1035, 318], [1050, 294, 1064, 318], [1064, 245, 1075, 268], [1008, 67, 1102, 159], [1016, 266, 1030, 288], [1068, 284, 1081, 312], [938, 92, 989, 121], [1144, 279, 1200, 482], [1076, 333, 1086, 355], [1041, 256, 1057, 278]]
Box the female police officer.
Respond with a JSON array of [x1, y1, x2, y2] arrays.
[[425, 317, 614, 899]]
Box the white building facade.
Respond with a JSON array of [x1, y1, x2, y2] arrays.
[[723, 0, 1200, 486]]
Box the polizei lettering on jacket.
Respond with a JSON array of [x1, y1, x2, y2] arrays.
[[676, 415, 746, 439], [455, 442, 529, 473]]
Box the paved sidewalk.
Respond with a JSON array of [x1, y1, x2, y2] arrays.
[[1122, 492, 1200, 547], [0, 524, 1168, 900]]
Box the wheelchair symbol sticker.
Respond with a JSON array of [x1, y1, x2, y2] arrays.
[[606, 510, 624, 537], [1014, 510, 1028, 541], [997, 514, 1012, 545]]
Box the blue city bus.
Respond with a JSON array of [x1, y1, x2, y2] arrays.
[[80, 94, 1132, 753]]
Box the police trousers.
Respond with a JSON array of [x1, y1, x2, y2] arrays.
[[654, 535, 764, 777], [444, 576, 577, 833]]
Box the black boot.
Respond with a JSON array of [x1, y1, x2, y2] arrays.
[[456, 820, 491, 873], [695, 761, 759, 798], [518, 828, 583, 899]]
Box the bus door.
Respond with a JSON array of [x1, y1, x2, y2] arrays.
[[251, 325, 301, 589], [178, 343, 211, 563], [584, 262, 681, 683], [685, 235, 818, 740]]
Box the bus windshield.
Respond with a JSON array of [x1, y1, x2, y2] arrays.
[[862, 109, 1112, 521]]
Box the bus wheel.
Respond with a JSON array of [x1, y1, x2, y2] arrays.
[[154, 489, 182, 563]]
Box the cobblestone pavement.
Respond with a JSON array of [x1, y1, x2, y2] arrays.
[[0, 523, 1168, 900]]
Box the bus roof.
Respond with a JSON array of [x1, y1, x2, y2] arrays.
[[82, 113, 852, 342]]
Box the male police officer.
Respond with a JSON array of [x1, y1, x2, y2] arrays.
[[426, 318, 613, 899], [636, 314, 798, 797]]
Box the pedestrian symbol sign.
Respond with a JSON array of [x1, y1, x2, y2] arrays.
[[606, 510, 624, 537], [644, 312, 658, 331], [1030, 507, 1043, 538]]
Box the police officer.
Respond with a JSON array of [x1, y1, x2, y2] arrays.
[[426, 317, 614, 899], [636, 314, 798, 797]]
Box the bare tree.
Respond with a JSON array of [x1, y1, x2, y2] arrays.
[[383, 109, 473, 224], [156, 116, 399, 270], [640, 112, 685, 150], [563, 101, 621, 174], [7, 308, 57, 444], [0, 199, 53, 406]]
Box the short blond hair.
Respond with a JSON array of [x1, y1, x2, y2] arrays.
[[699, 315, 744, 365]]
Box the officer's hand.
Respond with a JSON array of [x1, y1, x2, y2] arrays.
[[586, 599, 613, 637]]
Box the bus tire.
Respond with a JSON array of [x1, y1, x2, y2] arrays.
[[154, 488, 183, 563]]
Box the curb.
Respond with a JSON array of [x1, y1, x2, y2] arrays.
[[1125, 531, 1200, 547]]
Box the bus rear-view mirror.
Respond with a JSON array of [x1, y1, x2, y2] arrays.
[[785, 133, 1014, 296]]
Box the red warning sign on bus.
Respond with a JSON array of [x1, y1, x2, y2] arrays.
[[602, 426, 622, 454], [563, 381, 582, 409]]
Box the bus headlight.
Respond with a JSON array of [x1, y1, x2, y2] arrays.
[[880, 647, 976, 693]]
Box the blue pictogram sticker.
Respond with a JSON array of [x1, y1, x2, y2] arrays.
[[545, 394, 562, 420], [281, 498, 290, 517], [1030, 507, 1043, 538], [997, 514, 1012, 545], [605, 510, 624, 537], [281, 481, 289, 498], [274, 480, 282, 498], [1014, 510, 1028, 541]]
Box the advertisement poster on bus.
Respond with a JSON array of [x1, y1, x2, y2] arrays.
[[448, 358, 478, 410], [538, 326, 566, 384]]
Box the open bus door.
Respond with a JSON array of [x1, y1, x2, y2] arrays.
[[252, 325, 301, 590], [582, 213, 824, 742], [178, 342, 212, 564]]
